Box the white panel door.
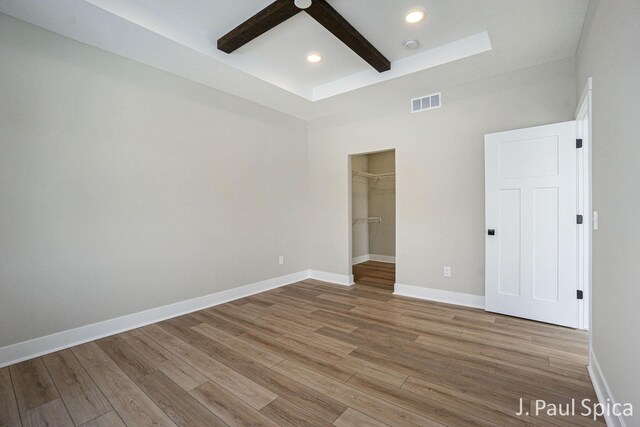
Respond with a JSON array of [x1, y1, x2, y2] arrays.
[[485, 122, 578, 328]]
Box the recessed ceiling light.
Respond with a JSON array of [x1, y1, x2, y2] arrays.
[[405, 8, 426, 24], [307, 53, 323, 63]]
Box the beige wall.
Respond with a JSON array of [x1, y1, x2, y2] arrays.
[[576, 0, 640, 416], [351, 155, 369, 259], [367, 151, 396, 258], [308, 57, 577, 296], [0, 15, 308, 348], [1, 10, 605, 377]]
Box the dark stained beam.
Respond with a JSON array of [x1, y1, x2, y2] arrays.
[[218, 0, 303, 54], [305, 0, 390, 73]]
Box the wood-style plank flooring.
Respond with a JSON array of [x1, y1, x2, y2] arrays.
[[1, 261, 602, 426]]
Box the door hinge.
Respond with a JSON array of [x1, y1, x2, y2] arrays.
[[577, 290, 584, 300], [576, 139, 583, 149], [577, 215, 584, 224]]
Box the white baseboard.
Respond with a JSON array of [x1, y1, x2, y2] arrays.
[[351, 255, 370, 265], [308, 270, 354, 287], [393, 283, 485, 309], [588, 350, 627, 427], [351, 254, 396, 265], [0, 270, 308, 368], [369, 254, 396, 264]]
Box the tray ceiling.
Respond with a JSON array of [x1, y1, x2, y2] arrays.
[[0, 0, 589, 119]]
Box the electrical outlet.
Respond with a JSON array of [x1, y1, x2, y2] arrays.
[[279, 256, 284, 265], [444, 266, 451, 277]]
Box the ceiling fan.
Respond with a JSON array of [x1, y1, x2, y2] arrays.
[[217, 0, 391, 73]]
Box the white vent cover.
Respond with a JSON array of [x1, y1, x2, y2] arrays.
[[411, 92, 442, 113]]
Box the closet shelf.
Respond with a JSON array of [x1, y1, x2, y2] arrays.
[[352, 170, 395, 181], [353, 217, 383, 225]]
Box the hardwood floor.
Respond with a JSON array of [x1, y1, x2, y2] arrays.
[[352, 261, 395, 291], [1, 261, 602, 426]]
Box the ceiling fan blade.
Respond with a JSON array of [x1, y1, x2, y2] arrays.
[[305, 0, 390, 73], [218, 0, 303, 54]]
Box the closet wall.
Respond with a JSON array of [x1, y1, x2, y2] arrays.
[[351, 151, 396, 264], [351, 155, 369, 260], [368, 151, 396, 261]]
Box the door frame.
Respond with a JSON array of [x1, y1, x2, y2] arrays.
[[347, 149, 397, 279], [576, 78, 593, 334]]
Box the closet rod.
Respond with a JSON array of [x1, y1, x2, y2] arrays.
[[352, 217, 383, 225], [352, 170, 395, 181]]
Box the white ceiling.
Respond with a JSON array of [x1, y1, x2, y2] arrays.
[[0, 0, 589, 120]]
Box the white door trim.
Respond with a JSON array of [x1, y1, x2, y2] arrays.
[[576, 77, 593, 334]]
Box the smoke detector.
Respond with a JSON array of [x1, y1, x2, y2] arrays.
[[404, 39, 420, 50]]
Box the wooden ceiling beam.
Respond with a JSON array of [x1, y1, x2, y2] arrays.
[[217, 0, 391, 73], [305, 0, 390, 73], [218, 0, 303, 54]]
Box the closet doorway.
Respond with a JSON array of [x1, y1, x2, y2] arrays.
[[350, 150, 396, 290]]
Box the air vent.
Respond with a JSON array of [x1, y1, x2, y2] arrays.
[[411, 92, 442, 113]]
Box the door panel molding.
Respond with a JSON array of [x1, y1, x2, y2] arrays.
[[485, 121, 578, 328]]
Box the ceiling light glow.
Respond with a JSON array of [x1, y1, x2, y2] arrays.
[[405, 9, 426, 24], [307, 53, 323, 63]]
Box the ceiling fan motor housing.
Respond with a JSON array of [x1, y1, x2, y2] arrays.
[[295, 0, 312, 9]]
